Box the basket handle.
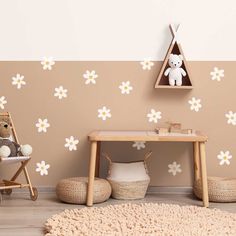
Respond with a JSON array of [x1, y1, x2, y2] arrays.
[[143, 151, 152, 175], [102, 153, 112, 177], [144, 151, 152, 163], [102, 152, 112, 165]]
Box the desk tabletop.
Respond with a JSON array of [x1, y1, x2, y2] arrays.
[[88, 130, 207, 142]]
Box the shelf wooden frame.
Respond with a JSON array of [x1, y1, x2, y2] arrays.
[[155, 24, 193, 89]]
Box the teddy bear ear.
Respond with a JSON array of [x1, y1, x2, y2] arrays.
[[179, 54, 184, 60]]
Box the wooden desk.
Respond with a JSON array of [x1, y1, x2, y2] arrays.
[[87, 130, 209, 207]]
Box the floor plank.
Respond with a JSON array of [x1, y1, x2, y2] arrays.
[[0, 192, 236, 236]]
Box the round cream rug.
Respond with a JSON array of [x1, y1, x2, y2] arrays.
[[45, 203, 236, 236]]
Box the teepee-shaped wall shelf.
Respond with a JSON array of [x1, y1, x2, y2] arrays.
[[155, 24, 193, 89]]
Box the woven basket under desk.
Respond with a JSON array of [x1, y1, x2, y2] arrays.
[[108, 179, 150, 200]]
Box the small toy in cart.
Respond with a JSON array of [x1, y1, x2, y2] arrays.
[[181, 128, 194, 134], [156, 122, 195, 135], [155, 127, 169, 135], [169, 122, 182, 133]]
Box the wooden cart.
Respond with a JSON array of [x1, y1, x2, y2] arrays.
[[0, 112, 38, 203]]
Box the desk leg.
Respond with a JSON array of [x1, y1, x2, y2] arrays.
[[87, 141, 97, 207], [193, 142, 200, 181], [199, 142, 209, 207], [95, 141, 101, 177]]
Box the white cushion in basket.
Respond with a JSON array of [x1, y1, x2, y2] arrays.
[[108, 162, 150, 182]]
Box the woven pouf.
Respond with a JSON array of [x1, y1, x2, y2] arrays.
[[56, 177, 111, 204], [194, 176, 236, 202]]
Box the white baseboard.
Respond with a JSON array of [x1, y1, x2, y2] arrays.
[[10, 186, 193, 194], [148, 186, 193, 194]]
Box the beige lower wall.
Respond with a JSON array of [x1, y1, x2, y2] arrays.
[[0, 62, 235, 187]]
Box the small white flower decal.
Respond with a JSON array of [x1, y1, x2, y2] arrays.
[[54, 86, 68, 100], [36, 118, 50, 133], [225, 111, 236, 126], [132, 141, 146, 150], [98, 106, 111, 121], [65, 136, 79, 151], [12, 74, 26, 89], [147, 109, 162, 123], [210, 67, 224, 81], [119, 81, 133, 94], [36, 161, 50, 176], [188, 97, 202, 112], [83, 70, 98, 85], [140, 59, 154, 70], [0, 96, 7, 110], [217, 151, 232, 165], [168, 161, 182, 176], [41, 57, 55, 70]]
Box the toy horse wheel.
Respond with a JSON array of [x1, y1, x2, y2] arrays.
[[5, 189, 12, 195], [30, 187, 38, 201]]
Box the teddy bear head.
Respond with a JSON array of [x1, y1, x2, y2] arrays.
[[0, 121, 11, 139], [168, 54, 184, 68]]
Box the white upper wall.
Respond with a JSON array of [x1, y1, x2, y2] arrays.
[[1, 0, 236, 60]]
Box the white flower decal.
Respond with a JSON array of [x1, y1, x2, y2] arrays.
[[188, 97, 202, 112], [217, 151, 232, 165], [54, 86, 68, 100], [210, 67, 224, 81], [36, 118, 50, 133], [83, 70, 98, 85], [36, 161, 50, 176], [65, 136, 79, 151], [168, 161, 182, 176], [98, 106, 111, 121], [119, 81, 133, 94], [225, 111, 236, 126], [0, 96, 7, 110], [12, 74, 26, 89], [140, 59, 154, 70], [147, 109, 162, 123], [132, 141, 146, 150], [41, 57, 55, 70]]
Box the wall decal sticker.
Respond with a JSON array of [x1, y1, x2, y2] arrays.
[[210, 67, 224, 81], [119, 81, 133, 94], [64, 136, 79, 151], [0, 96, 7, 109], [132, 141, 146, 150], [188, 97, 202, 112], [168, 161, 182, 176], [83, 70, 98, 85], [35, 118, 50, 133], [225, 111, 236, 126], [54, 86, 68, 100], [217, 151, 232, 165], [11, 74, 26, 89], [36, 160, 50, 176], [147, 109, 162, 123], [140, 59, 154, 70], [41, 57, 55, 70], [98, 106, 111, 121]]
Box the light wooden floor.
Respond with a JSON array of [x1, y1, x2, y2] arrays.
[[1, 192, 236, 236]]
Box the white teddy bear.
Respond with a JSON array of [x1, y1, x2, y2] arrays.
[[164, 54, 186, 86]]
